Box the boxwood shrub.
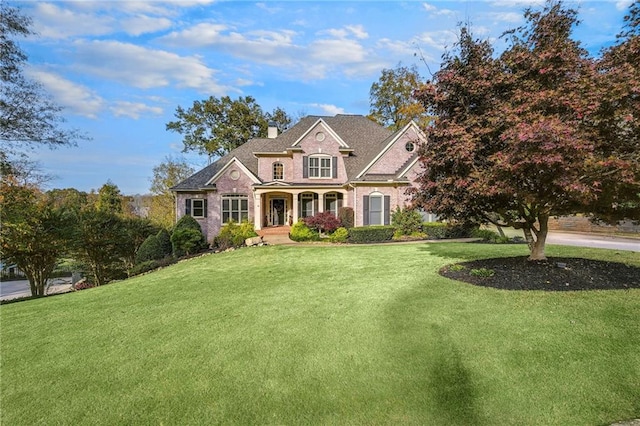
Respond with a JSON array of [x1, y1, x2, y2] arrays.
[[289, 221, 319, 242], [348, 226, 396, 243]]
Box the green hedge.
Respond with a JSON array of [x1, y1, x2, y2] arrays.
[[348, 226, 396, 244], [423, 222, 478, 239]]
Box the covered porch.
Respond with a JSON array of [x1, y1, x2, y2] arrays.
[[253, 186, 348, 230]]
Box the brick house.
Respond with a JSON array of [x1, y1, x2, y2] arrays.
[[171, 114, 425, 242]]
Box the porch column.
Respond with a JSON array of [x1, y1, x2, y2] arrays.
[[317, 191, 326, 213], [253, 191, 262, 230], [291, 191, 300, 223]]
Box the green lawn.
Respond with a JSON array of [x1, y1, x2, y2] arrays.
[[1, 243, 639, 425]]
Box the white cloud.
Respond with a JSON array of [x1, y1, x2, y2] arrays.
[[422, 2, 455, 16], [160, 24, 299, 67], [32, 2, 115, 39], [72, 40, 231, 94], [346, 25, 369, 39], [110, 101, 163, 119], [121, 15, 173, 36], [488, 12, 524, 23], [26, 68, 105, 118], [307, 103, 346, 115], [615, 0, 633, 11]]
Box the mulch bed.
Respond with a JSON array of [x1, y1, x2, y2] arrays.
[[440, 256, 640, 291]]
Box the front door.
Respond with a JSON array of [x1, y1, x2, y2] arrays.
[[270, 198, 286, 226]]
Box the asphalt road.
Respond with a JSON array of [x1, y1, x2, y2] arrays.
[[1, 232, 637, 301]]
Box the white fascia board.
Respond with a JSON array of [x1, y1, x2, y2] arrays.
[[356, 121, 426, 179], [398, 156, 420, 178], [205, 157, 261, 185], [291, 119, 348, 148]]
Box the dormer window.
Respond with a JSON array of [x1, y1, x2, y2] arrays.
[[273, 162, 284, 180]]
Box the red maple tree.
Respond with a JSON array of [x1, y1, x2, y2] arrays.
[[413, 1, 639, 260]]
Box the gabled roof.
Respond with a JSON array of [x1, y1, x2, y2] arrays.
[[171, 114, 396, 190], [291, 118, 349, 148], [355, 121, 425, 179]]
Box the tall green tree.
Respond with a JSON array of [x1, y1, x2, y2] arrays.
[[72, 208, 126, 286], [368, 64, 425, 131], [166, 96, 291, 159], [0, 175, 73, 296], [148, 156, 194, 229], [95, 180, 123, 215], [413, 1, 639, 260], [0, 3, 83, 161], [265, 107, 293, 133]]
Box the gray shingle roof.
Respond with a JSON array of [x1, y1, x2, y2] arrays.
[[172, 114, 395, 190]]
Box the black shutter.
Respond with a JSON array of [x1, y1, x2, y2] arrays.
[[384, 196, 391, 225], [297, 194, 301, 219], [332, 157, 337, 178], [303, 156, 309, 178], [313, 193, 319, 214], [203, 199, 208, 218], [185, 198, 191, 216], [363, 195, 369, 226]]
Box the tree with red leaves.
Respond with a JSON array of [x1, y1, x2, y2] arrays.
[[413, 1, 639, 260]]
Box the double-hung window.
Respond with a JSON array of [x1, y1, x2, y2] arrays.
[[185, 198, 207, 218], [363, 193, 390, 226], [304, 155, 336, 178], [222, 194, 249, 223]]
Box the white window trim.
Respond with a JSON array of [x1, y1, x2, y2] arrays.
[[300, 193, 315, 218], [308, 155, 332, 179], [221, 194, 249, 224], [191, 199, 205, 218]]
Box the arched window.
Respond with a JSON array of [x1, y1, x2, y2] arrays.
[[273, 162, 284, 180]]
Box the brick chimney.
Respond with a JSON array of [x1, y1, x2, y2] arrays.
[[267, 122, 278, 139]]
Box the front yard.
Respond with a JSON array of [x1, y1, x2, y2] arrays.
[[1, 243, 638, 425]]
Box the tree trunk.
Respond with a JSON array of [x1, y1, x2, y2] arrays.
[[528, 214, 549, 261]]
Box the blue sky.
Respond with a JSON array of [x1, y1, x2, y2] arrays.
[[15, 0, 633, 194]]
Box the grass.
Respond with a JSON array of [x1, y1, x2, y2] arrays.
[[1, 243, 639, 425]]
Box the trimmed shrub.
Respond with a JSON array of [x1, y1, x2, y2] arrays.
[[446, 222, 478, 238], [213, 220, 258, 250], [135, 235, 163, 264], [172, 215, 207, 256], [337, 207, 354, 229], [129, 257, 176, 276], [472, 228, 510, 243], [423, 222, 478, 239], [329, 227, 349, 243], [171, 228, 207, 256], [304, 212, 342, 234], [423, 222, 448, 239], [289, 221, 319, 242], [391, 206, 423, 235], [156, 228, 173, 257], [348, 226, 396, 244]]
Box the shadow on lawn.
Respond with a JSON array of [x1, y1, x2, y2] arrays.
[[385, 285, 482, 425]]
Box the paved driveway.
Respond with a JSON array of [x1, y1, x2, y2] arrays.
[[0, 278, 73, 301], [546, 232, 639, 252]]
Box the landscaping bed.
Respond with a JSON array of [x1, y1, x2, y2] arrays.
[[441, 256, 640, 291]]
